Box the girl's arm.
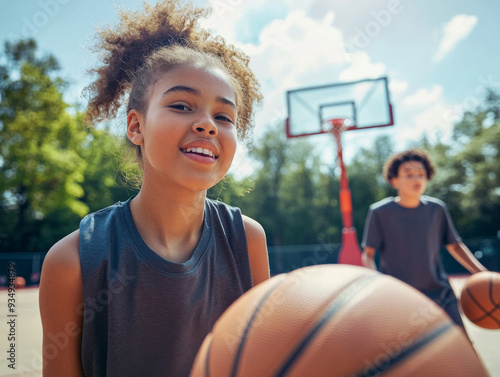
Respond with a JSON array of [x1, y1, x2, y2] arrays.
[[445, 242, 488, 274], [39, 230, 84, 377], [243, 215, 270, 285]]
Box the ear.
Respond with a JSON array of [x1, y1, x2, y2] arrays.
[[127, 109, 144, 146], [390, 177, 399, 189]]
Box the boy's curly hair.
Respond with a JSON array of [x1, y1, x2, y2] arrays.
[[383, 149, 435, 182], [84, 0, 262, 141]]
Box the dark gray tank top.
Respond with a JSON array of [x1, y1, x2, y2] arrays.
[[79, 198, 253, 377]]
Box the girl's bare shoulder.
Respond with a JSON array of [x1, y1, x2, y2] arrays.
[[44, 230, 81, 273]]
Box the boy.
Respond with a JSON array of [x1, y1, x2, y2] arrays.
[[361, 149, 487, 328]]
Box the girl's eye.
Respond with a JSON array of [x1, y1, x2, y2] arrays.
[[215, 115, 234, 124], [169, 104, 190, 111]]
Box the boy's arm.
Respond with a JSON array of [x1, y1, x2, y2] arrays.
[[362, 246, 377, 270], [39, 230, 84, 377], [445, 242, 488, 274], [243, 215, 270, 286]]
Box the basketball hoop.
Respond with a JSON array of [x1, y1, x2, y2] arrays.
[[328, 118, 348, 145], [285, 77, 395, 266]]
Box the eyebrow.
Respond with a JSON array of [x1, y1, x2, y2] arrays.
[[162, 85, 236, 109], [401, 167, 425, 172]]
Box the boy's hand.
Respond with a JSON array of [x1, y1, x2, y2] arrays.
[[362, 246, 377, 270]]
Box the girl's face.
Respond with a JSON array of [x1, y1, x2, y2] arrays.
[[127, 64, 238, 192], [390, 160, 428, 199]]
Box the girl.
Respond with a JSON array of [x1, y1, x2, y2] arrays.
[[39, 1, 269, 376]]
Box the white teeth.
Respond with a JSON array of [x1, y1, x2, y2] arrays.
[[184, 147, 215, 158]]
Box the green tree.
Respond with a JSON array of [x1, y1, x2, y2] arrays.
[[228, 123, 341, 246], [79, 131, 138, 214], [244, 124, 289, 245], [450, 103, 500, 237], [0, 39, 90, 251], [0, 39, 132, 252], [348, 135, 395, 234], [207, 174, 254, 207]]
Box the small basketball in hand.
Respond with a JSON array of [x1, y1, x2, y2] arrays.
[[460, 271, 500, 329], [14, 276, 26, 289], [191, 265, 488, 377]]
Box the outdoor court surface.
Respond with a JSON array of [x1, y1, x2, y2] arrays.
[[0, 277, 498, 377]]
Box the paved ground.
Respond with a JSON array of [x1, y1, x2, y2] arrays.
[[1, 287, 42, 377], [0, 277, 498, 376]]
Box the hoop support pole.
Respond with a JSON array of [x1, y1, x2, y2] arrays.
[[329, 119, 363, 266]]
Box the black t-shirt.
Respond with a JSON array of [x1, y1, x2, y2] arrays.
[[362, 195, 461, 291]]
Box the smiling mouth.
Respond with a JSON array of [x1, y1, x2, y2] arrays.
[[181, 147, 218, 159]]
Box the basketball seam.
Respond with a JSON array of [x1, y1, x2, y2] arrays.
[[230, 275, 289, 377], [273, 273, 380, 377], [349, 322, 455, 377]]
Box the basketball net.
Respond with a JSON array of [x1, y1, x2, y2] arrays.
[[327, 119, 363, 266]]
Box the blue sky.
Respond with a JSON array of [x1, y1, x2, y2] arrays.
[[2, 0, 500, 174]]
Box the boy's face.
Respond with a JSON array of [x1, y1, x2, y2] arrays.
[[390, 161, 428, 199]]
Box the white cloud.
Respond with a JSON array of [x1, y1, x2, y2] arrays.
[[402, 85, 443, 107], [234, 10, 351, 137], [203, 1, 389, 137], [339, 52, 386, 81], [201, 1, 405, 164], [247, 11, 346, 73], [201, 0, 247, 43], [206, 6, 390, 156], [389, 80, 408, 95], [396, 84, 456, 147], [282, 0, 312, 11], [434, 14, 478, 62], [398, 101, 455, 145]]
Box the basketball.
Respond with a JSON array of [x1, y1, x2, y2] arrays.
[[14, 276, 26, 289], [460, 271, 500, 330], [190, 264, 488, 377]]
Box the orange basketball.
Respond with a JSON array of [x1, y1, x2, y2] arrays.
[[460, 271, 500, 330], [191, 265, 488, 377], [14, 276, 26, 289]]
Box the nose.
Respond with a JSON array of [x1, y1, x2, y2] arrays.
[[192, 114, 218, 136]]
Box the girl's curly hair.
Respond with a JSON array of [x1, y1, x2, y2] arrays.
[[84, 0, 262, 142], [383, 149, 435, 182]]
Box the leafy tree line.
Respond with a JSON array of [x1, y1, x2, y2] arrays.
[[1, 39, 499, 253], [0, 40, 135, 252]]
